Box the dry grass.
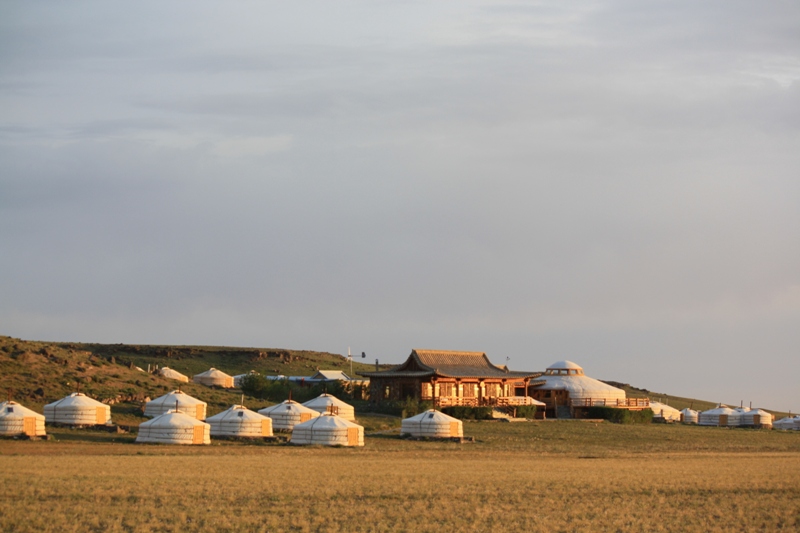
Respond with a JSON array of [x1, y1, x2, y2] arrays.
[[1, 422, 799, 532]]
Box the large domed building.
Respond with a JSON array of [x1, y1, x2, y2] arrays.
[[529, 361, 647, 418]]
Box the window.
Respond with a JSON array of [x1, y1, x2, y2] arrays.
[[463, 383, 478, 398], [485, 383, 501, 397], [439, 383, 455, 397], [421, 383, 433, 399]]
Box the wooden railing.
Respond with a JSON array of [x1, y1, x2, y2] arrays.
[[433, 396, 537, 408], [569, 398, 650, 408]]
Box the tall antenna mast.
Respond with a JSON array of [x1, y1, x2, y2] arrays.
[[348, 346, 353, 379]]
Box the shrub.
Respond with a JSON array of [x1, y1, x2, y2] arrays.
[[587, 407, 654, 424], [353, 399, 432, 417], [442, 406, 494, 420], [514, 405, 538, 419], [239, 374, 347, 404]]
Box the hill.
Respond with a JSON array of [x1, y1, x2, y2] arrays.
[[0, 335, 380, 424], [1, 336, 791, 422]]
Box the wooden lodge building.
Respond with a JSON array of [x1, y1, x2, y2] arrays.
[[357, 349, 544, 408], [359, 351, 650, 419]]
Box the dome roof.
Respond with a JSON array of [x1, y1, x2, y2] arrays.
[[140, 410, 207, 429], [649, 401, 681, 419], [148, 390, 205, 407], [194, 368, 233, 379], [535, 370, 625, 401], [0, 401, 44, 421], [293, 413, 361, 431], [701, 405, 735, 416], [302, 394, 356, 420], [45, 392, 106, 408], [402, 409, 460, 424], [158, 367, 189, 382], [259, 400, 319, 417], [206, 405, 268, 423], [547, 360, 583, 371]]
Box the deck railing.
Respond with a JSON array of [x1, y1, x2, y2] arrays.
[[432, 396, 537, 408], [569, 398, 650, 408]]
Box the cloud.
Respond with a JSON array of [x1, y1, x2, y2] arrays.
[[210, 135, 294, 157], [1, 1, 799, 410]]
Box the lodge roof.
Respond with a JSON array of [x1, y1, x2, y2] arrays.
[[357, 349, 542, 380]]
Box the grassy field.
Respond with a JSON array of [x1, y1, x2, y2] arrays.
[[1, 421, 799, 532]]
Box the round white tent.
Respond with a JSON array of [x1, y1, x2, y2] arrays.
[[158, 367, 189, 383], [302, 393, 355, 421], [192, 368, 234, 388], [698, 405, 736, 426], [258, 400, 320, 431], [531, 361, 626, 407], [728, 408, 750, 427], [136, 410, 210, 445], [650, 401, 681, 422], [0, 401, 46, 437], [206, 405, 273, 437], [773, 416, 799, 430], [739, 409, 773, 428], [401, 409, 463, 438], [44, 393, 111, 425], [680, 408, 699, 424], [290, 414, 364, 447], [144, 390, 207, 420]]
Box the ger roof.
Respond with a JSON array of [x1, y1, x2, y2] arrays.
[[45, 392, 106, 409], [357, 349, 542, 380], [547, 360, 583, 370], [194, 368, 233, 379]]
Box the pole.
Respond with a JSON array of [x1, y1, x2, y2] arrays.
[[348, 347, 353, 379]]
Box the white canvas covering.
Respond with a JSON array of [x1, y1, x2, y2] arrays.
[[739, 409, 773, 428], [144, 390, 207, 419], [206, 405, 273, 437], [136, 410, 210, 445], [302, 393, 356, 421], [536, 361, 626, 402], [650, 402, 681, 422], [401, 409, 463, 438], [290, 414, 364, 446], [158, 367, 189, 383], [193, 368, 234, 388], [0, 401, 46, 437], [259, 400, 320, 431], [44, 393, 111, 425], [680, 408, 699, 424], [698, 405, 737, 426], [773, 416, 800, 430]]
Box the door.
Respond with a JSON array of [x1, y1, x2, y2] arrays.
[[192, 425, 206, 444], [23, 417, 37, 436]]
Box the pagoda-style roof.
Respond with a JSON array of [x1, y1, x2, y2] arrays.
[[357, 349, 542, 380]]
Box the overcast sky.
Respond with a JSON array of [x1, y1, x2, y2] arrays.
[[2, 1, 799, 411]]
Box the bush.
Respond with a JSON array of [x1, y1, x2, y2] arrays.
[[441, 406, 494, 420], [240, 374, 347, 404], [514, 405, 538, 419], [587, 407, 654, 424], [353, 399, 432, 418]]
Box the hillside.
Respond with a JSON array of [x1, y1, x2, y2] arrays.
[[0, 336, 381, 424], [1, 336, 790, 422]]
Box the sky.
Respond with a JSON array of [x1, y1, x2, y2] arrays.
[[1, 1, 799, 411]]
